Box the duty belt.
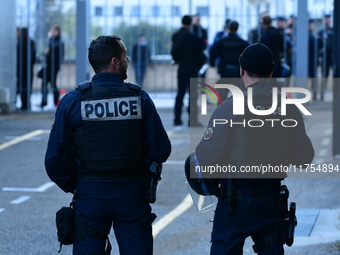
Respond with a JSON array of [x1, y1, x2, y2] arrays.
[[229, 188, 279, 201], [78, 170, 142, 179]]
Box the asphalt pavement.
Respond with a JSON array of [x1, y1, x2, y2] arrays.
[[0, 90, 340, 254]]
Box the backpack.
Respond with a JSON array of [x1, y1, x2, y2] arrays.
[[171, 30, 187, 63]]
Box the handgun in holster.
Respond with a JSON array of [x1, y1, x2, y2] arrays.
[[145, 161, 162, 203]]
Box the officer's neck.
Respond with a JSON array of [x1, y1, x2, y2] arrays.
[[243, 77, 260, 88], [241, 69, 272, 88]]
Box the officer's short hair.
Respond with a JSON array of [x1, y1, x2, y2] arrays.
[[262, 15, 272, 26], [229, 21, 239, 32], [88, 35, 123, 73], [182, 15, 192, 25]]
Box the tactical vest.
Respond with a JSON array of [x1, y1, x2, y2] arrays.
[[72, 81, 143, 172], [220, 37, 246, 65], [228, 85, 291, 179]]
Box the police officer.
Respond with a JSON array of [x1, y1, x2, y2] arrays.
[[213, 19, 231, 45], [260, 15, 284, 78], [209, 21, 249, 98], [45, 35, 171, 254], [195, 43, 314, 254], [171, 15, 206, 127]]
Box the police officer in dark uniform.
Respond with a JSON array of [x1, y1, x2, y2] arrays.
[[209, 21, 249, 99], [171, 15, 206, 127], [260, 15, 284, 78], [194, 43, 314, 254], [45, 35, 171, 255]]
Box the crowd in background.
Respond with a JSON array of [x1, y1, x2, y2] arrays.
[[15, 12, 333, 112], [208, 13, 333, 101]]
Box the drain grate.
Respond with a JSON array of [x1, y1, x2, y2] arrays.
[[294, 209, 320, 237]]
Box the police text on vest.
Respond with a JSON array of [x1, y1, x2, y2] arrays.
[[81, 97, 142, 121]]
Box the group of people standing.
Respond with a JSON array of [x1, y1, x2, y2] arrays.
[[16, 25, 64, 111], [247, 13, 333, 101], [170, 13, 334, 124]]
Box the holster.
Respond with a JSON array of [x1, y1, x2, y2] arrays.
[[252, 185, 297, 253], [74, 212, 112, 255]]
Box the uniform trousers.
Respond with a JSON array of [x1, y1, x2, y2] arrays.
[[210, 185, 284, 255], [73, 178, 156, 255]]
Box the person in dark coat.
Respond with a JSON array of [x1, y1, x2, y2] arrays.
[[317, 14, 333, 101], [191, 13, 208, 79], [171, 15, 206, 127], [39, 25, 64, 108], [260, 15, 284, 78], [132, 34, 151, 87], [16, 27, 36, 110], [209, 21, 249, 98]]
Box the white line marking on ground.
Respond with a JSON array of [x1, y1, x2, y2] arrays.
[[10, 196, 31, 204], [152, 194, 193, 238], [4, 136, 41, 141], [0, 208, 5, 213], [0, 129, 49, 151], [318, 148, 328, 157], [321, 137, 331, 146], [2, 182, 55, 192]]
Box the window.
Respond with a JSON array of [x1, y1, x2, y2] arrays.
[[131, 6, 141, 16], [171, 6, 181, 16], [196, 6, 209, 16], [152, 5, 160, 17], [114, 6, 123, 16], [95, 6, 103, 16]]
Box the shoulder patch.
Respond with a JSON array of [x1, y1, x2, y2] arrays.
[[203, 127, 214, 140], [51, 117, 55, 130]]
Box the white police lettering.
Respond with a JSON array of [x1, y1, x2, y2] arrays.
[[81, 97, 142, 121]]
